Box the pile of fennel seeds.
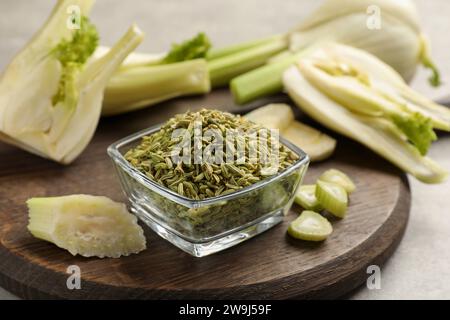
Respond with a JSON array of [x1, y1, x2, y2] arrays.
[[125, 109, 298, 200]]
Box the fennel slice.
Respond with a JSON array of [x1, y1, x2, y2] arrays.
[[27, 194, 146, 258], [315, 180, 348, 218], [294, 185, 323, 211], [287, 210, 333, 241], [318, 169, 356, 193], [244, 103, 294, 131], [244, 104, 336, 161], [281, 121, 336, 162]]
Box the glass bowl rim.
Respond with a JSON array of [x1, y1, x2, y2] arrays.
[[107, 123, 309, 208]]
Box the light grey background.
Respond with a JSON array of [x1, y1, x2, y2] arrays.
[[0, 0, 449, 300]]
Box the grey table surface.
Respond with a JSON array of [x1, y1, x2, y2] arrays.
[[0, 0, 449, 300]]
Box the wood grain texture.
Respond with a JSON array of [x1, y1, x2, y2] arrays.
[[0, 90, 410, 299]]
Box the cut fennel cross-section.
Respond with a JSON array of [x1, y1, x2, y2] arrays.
[[283, 44, 448, 184], [288, 210, 333, 241], [0, 0, 144, 163], [27, 194, 146, 258]]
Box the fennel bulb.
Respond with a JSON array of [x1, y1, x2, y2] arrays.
[[283, 43, 448, 184], [289, 0, 438, 84], [0, 0, 144, 164]]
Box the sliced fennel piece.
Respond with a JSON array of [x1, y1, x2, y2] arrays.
[[294, 185, 323, 211], [27, 195, 146, 258], [287, 210, 332, 241], [244, 103, 336, 161], [244, 103, 294, 131], [281, 121, 336, 162], [283, 64, 448, 184], [315, 181, 348, 218], [318, 169, 356, 193], [0, 0, 144, 164], [102, 59, 210, 116]]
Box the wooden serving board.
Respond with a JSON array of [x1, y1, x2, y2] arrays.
[[0, 90, 410, 299]]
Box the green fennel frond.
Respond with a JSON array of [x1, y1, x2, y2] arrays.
[[52, 16, 99, 106], [162, 32, 211, 64], [392, 112, 437, 155]]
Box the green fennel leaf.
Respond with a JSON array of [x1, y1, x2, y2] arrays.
[[162, 32, 211, 64], [392, 112, 437, 156], [52, 16, 99, 106], [53, 16, 99, 66]]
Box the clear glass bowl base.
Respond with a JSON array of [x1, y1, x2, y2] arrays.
[[131, 205, 285, 257]]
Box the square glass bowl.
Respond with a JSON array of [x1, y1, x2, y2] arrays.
[[108, 124, 309, 257]]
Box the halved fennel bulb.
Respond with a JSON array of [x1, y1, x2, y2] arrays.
[[289, 0, 438, 84], [0, 0, 144, 163], [283, 43, 448, 184]]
